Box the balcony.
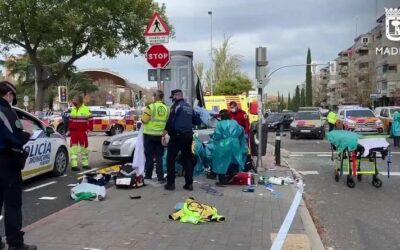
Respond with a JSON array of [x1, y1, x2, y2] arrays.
[[337, 57, 349, 65], [354, 54, 370, 64]]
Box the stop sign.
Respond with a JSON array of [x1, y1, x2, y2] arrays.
[[146, 44, 170, 68]]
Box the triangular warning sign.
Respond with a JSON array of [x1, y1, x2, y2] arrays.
[[144, 12, 170, 36]]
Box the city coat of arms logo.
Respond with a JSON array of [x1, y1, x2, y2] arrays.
[[385, 8, 400, 41]]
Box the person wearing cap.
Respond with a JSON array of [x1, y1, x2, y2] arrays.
[[141, 90, 169, 183], [164, 89, 202, 191], [0, 81, 37, 250]]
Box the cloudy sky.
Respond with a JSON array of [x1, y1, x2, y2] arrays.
[[75, 0, 398, 96]]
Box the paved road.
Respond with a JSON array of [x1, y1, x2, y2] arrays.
[[1, 133, 117, 235], [269, 131, 400, 250]]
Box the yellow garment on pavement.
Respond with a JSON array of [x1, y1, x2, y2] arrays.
[[327, 111, 337, 125], [70, 145, 89, 168], [169, 197, 225, 224]]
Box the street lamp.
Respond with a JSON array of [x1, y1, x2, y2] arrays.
[[208, 11, 213, 95]]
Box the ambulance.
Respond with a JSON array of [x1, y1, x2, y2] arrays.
[[203, 95, 258, 123]]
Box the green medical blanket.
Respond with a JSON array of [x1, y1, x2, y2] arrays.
[[327, 130, 362, 152]]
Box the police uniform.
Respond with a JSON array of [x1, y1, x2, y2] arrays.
[[68, 104, 91, 170], [141, 100, 168, 181], [164, 89, 201, 190], [0, 81, 36, 250]]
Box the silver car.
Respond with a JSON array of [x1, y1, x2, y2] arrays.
[[102, 131, 138, 162]]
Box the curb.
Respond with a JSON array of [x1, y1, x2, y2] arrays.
[[268, 143, 325, 250]]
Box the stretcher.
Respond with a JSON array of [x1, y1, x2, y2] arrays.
[[328, 132, 392, 188]]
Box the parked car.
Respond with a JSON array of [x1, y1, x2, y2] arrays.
[[290, 111, 325, 139], [376, 106, 400, 133], [265, 113, 294, 131], [14, 107, 69, 180], [336, 107, 384, 133], [102, 128, 215, 163]]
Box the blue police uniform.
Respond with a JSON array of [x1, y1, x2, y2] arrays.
[[0, 81, 35, 249], [164, 90, 201, 190]]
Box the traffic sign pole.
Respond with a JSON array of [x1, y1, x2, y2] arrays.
[[157, 64, 162, 90]]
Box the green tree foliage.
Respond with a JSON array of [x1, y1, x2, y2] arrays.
[[214, 75, 253, 95], [293, 85, 300, 111], [305, 48, 312, 106], [287, 92, 291, 110], [0, 0, 171, 110], [300, 88, 306, 107]]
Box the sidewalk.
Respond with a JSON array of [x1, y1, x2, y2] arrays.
[[22, 148, 321, 250]]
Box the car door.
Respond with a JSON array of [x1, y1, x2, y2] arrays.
[[283, 115, 293, 129], [15, 109, 54, 180]]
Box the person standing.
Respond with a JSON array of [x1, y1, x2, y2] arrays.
[[68, 95, 92, 171], [164, 89, 201, 191], [327, 109, 337, 132], [0, 81, 37, 250], [228, 101, 250, 136], [141, 90, 169, 183], [391, 111, 400, 147]]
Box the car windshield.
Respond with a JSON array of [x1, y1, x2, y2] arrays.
[[266, 114, 284, 122], [295, 112, 320, 120], [390, 109, 400, 115], [346, 110, 374, 118]]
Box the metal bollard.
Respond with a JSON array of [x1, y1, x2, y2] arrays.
[[275, 129, 281, 166]]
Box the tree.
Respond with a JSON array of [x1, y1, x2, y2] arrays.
[[305, 48, 312, 106], [214, 75, 253, 95], [213, 35, 242, 85], [300, 88, 306, 107], [0, 0, 172, 110], [287, 92, 291, 110], [293, 85, 300, 111], [194, 62, 204, 84]]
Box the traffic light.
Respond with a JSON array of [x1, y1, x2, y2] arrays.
[[58, 86, 68, 103]]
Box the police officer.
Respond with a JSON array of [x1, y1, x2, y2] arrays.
[[327, 109, 337, 131], [141, 90, 168, 183], [164, 89, 201, 191], [0, 81, 37, 250]]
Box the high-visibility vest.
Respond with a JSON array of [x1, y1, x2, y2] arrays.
[[69, 104, 92, 132], [143, 101, 168, 136], [327, 111, 337, 125]]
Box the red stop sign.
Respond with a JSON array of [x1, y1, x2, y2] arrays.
[[146, 44, 170, 68]]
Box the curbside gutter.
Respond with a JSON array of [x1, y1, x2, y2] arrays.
[[268, 143, 325, 250]]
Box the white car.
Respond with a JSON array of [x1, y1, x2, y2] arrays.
[[15, 107, 69, 180]]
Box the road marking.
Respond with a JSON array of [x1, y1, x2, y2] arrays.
[[317, 154, 332, 157], [39, 197, 57, 200], [290, 154, 304, 157], [61, 174, 68, 177], [67, 184, 77, 187], [299, 171, 319, 175], [77, 168, 99, 175], [24, 181, 57, 192], [380, 172, 400, 176]]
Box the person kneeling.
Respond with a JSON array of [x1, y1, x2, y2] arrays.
[[211, 109, 248, 186]]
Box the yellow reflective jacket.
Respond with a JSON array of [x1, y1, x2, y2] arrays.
[[327, 111, 337, 125], [143, 101, 168, 136], [169, 197, 225, 224]]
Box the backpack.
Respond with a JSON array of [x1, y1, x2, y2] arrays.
[[115, 163, 145, 188]]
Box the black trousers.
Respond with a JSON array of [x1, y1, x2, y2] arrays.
[[394, 136, 400, 147], [166, 132, 194, 186], [0, 157, 24, 246], [328, 123, 335, 131], [143, 135, 164, 180]]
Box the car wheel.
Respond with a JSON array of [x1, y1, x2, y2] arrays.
[[111, 125, 124, 136], [57, 123, 66, 135], [53, 147, 68, 176]]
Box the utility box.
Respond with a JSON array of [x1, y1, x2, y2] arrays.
[[250, 121, 268, 156]]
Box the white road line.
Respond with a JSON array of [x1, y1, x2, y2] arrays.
[[380, 172, 400, 176], [317, 154, 332, 157], [24, 181, 57, 192], [77, 168, 99, 175], [299, 171, 319, 175], [67, 184, 77, 187], [289, 154, 304, 157], [38, 197, 57, 200]]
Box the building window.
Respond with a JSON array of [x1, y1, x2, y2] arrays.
[[359, 62, 369, 69], [362, 37, 369, 43], [388, 65, 397, 73]]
